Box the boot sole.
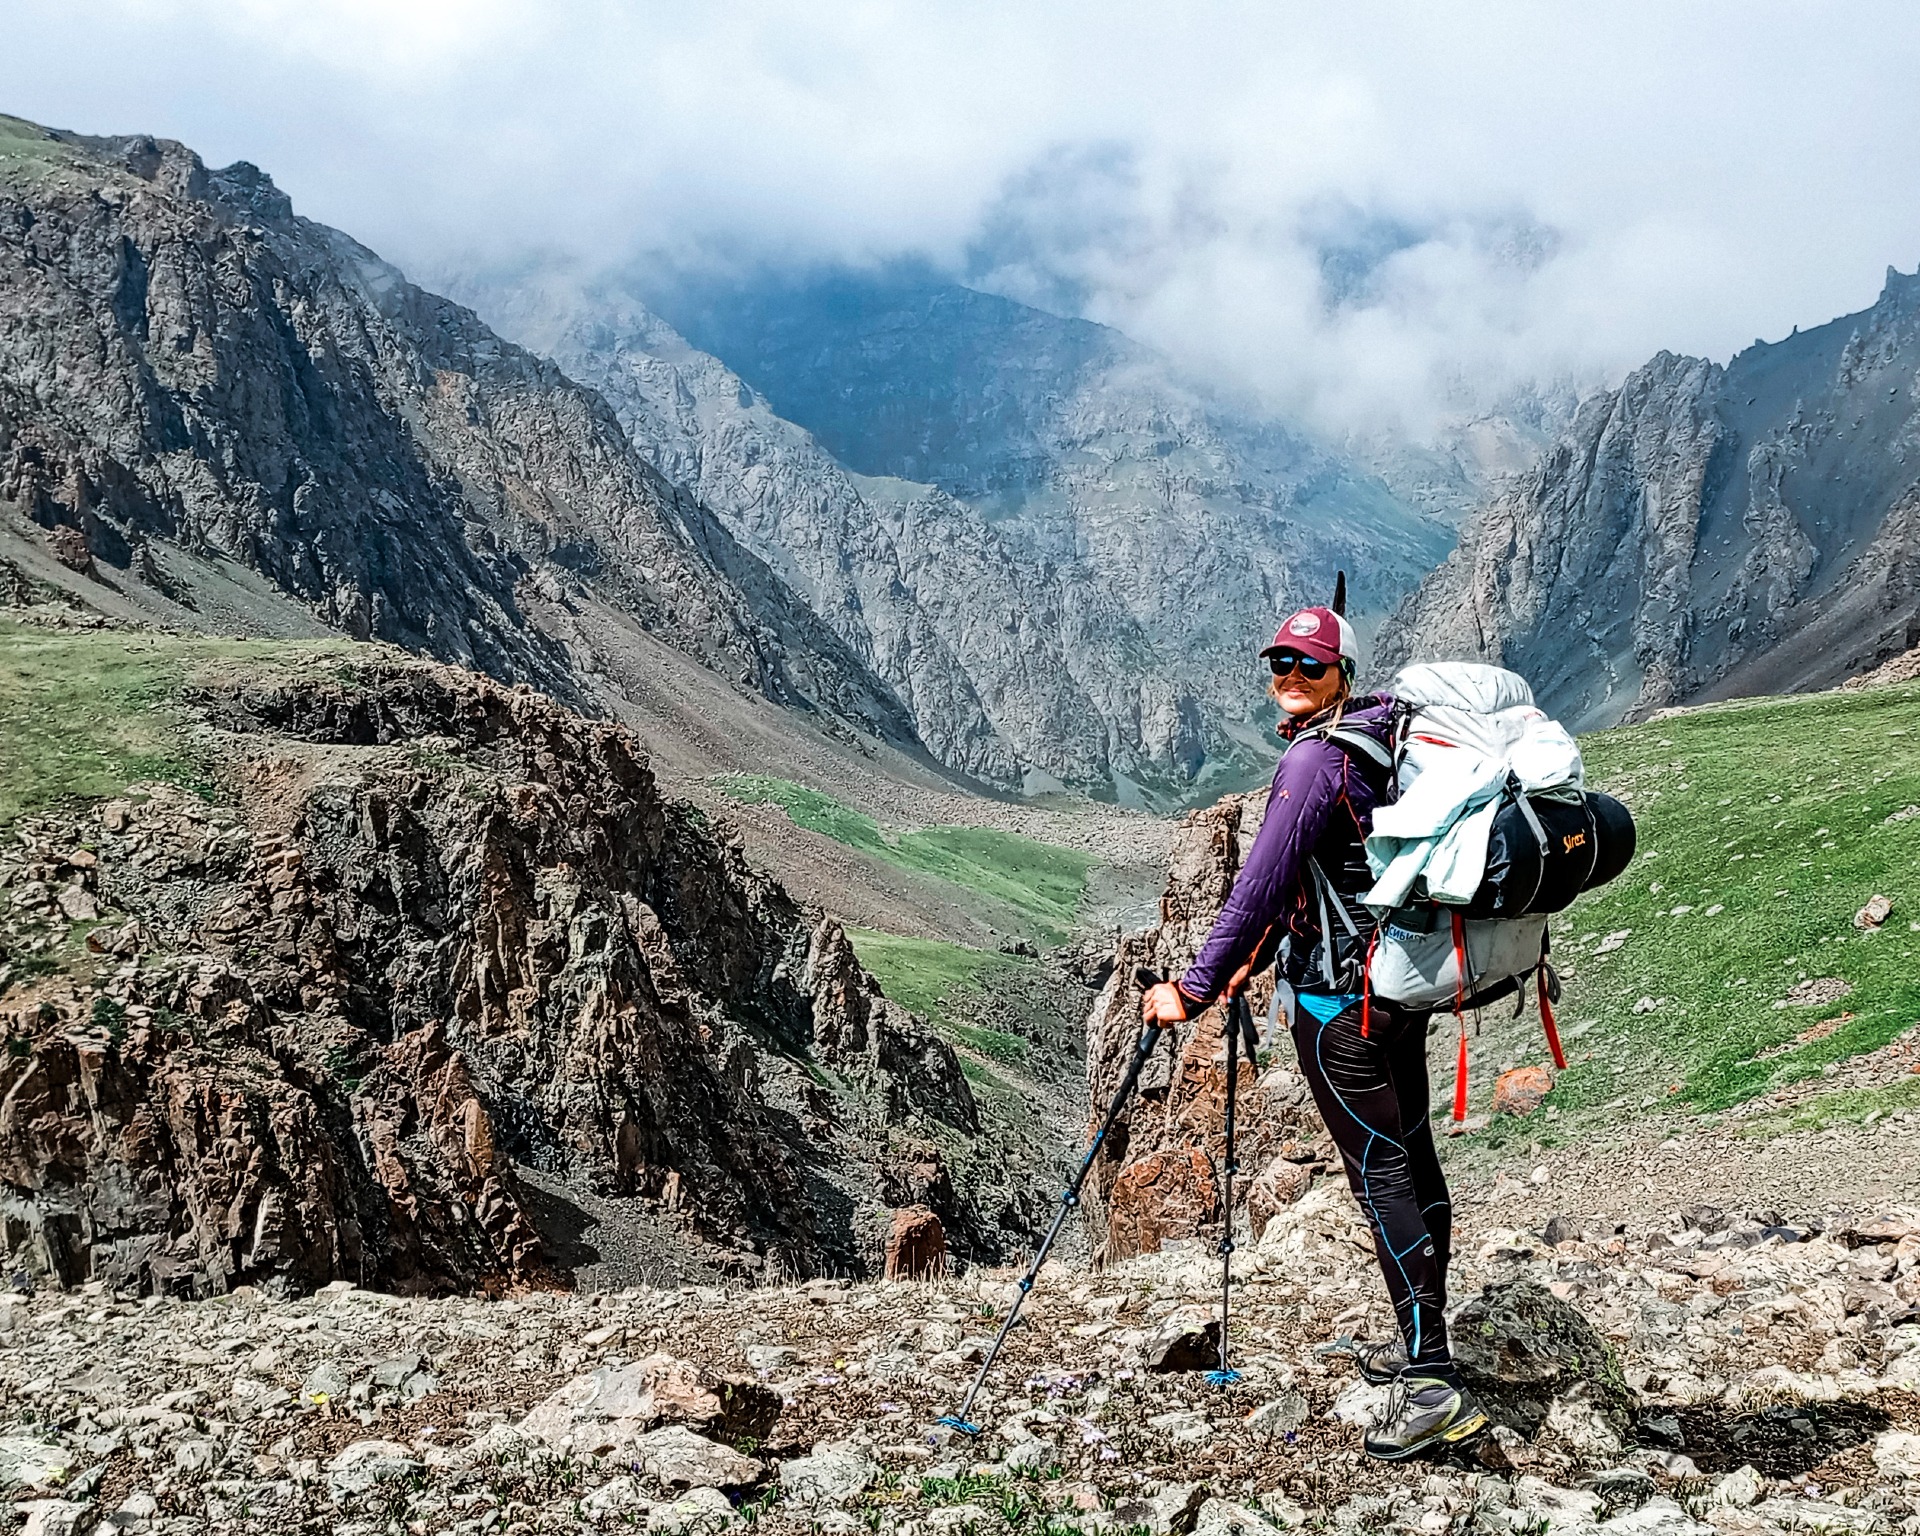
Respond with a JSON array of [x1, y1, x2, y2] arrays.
[[1362, 1406, 1490, 1462]]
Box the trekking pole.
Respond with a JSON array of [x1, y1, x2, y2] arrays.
[[936, 967, 1170, 1436], [1205, 989, 1262, 1387]]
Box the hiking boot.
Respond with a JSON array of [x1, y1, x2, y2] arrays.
[[1362, 1372, 1489, 1461], [1353, 1337, 1409, 1384]]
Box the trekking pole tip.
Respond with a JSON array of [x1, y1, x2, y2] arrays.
[[934, 1415, 983, 1437], [1203, 1368, 1243, 1387]]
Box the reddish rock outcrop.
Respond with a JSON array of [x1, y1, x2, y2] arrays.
[[884, 1205, 946, 1281], [0, 656, 999, 1295], [1083, 792, 1332, 1261]]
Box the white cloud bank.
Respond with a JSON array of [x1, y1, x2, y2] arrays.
[[7, 0, 1920, 434]]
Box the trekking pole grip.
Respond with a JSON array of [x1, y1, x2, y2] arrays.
[[1134, 967, 1163, 990]]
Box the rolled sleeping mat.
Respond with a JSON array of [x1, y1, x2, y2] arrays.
[[1583, 790, 1637, 890]]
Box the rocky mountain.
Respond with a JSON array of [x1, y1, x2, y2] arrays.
[[463, 267, 1453, 802], [0, 115, 922, 767], [1377, 268, 1920, 728], [0, 627, 1040, 1296]]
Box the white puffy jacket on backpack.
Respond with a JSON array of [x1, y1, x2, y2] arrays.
[[1309, 662, 1616, 1119]]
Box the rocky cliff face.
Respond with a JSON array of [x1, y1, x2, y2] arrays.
[[1377, 268, 1920, 728], [1078, 790, 1334, 1261], [0, 638, 1009, 1297], [466, 269, 1453, 801], [0, 115, 918, 761]]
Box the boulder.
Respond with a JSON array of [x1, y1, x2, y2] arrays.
[[884, 1205, 946, 1281], [1144, 1306, 1221, 1373], [519, 1354, 780, 1455], [1105, 1148, 1219, 1261], [778, 1443, 879, 1507], [632, 1425, 764, 1489], [1452, 1281, 1635, 1440], [1492, 1066, 1554, 1118]]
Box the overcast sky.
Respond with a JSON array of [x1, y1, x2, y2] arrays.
[[8, 1, 1920, 436]]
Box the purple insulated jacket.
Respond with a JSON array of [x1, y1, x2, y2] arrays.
[[1178, 695, 1396, 1007]]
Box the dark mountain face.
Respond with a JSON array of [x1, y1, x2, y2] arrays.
[[1377, 269, 1920, 729], [0, 115, 918, 756], [659, 266, 1132, 498]]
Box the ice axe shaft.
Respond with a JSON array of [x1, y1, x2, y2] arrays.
[[937, 967, 1168, 1435]]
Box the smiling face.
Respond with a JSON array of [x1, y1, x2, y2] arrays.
[[1269, 655, 1347, 717]]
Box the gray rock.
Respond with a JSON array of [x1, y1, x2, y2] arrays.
[[1002, 1437, 1059, 1474], [1452, 1280, 1636, 1440], [648, 1486, 735, 1533], [1244, 1391, 1309, 1440], [1192, 1498, 1273, 1536], [17, 1501, 89, 1536], [520, 1356, 781, 1457], [1109, 1482, 1207, 1536], [778, 1444, 879, 1508], [0, 1436, 74, 1488], [1598, 1495, 1714, 1535], [1144, 1307, 1221, 1373], [632, 1426, 764, 1489], [301, 1363, 350, 1402], [742, 1345, 797, 1373], [325, 1439, 420, 1501], [369, 1354, 426, 1390]]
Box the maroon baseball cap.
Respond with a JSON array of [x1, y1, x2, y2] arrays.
[[1259, 606, 1357, 668]]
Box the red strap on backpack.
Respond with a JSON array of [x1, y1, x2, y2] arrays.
[[1449, 910, 1470, 1121], [1359, 931, 1379, 1038], [1538, 960, 1568, 1070]]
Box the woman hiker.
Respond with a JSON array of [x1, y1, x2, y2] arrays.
[[1137, 600, 1490, 1462]]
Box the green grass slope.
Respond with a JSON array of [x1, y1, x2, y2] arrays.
[[1518, 679, 1920, 1128], [0, 623, 365, 825], [713, 774, 1094, 943]]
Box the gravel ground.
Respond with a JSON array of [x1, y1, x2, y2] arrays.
[[8, 1152, 1920, 1536]]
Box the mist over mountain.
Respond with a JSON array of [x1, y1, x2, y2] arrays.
[[1378, 266, 1920, 726], [463, 264, 1454, 803]]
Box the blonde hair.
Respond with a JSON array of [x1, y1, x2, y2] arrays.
[[1268, 668, 1353, 720]]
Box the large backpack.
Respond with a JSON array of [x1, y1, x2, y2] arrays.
[[1311, 663, 1635, 1118]]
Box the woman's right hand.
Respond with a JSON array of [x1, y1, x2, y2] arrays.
[[1141, 982, 1194, 1024]]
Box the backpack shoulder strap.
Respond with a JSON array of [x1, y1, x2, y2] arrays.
[[1319, 725, 1394, 770]]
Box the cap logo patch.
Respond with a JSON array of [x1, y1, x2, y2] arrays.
[[1287, 612, 1321, 636]]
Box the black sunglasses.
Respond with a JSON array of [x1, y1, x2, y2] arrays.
[[1268, 650, 1332, 681]]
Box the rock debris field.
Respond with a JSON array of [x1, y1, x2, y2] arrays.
[[7, 1187, 1920, 1536]]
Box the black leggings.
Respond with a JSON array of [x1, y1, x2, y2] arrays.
[[1291, 997, 1453, 1367]]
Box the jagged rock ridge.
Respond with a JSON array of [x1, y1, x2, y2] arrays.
[[1378, 268, 1920, 728], [0, 643, 1024, 1297]]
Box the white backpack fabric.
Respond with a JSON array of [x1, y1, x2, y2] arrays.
[[1312, 662, 1581, 1118], [1362, 663, 1585, 912]]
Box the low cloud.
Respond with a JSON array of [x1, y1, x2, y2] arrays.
[[8, 1, 1920, 435]]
